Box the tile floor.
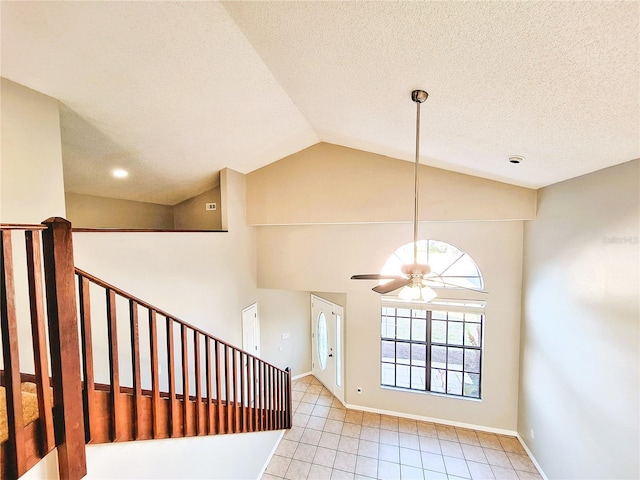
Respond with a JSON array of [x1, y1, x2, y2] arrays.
[[262, 376, 542, 480]]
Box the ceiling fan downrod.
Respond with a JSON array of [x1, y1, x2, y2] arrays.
[[411, 90, 428, 265]]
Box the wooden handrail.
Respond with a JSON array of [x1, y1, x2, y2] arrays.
[[74, 267, 281, 369], [72, 228, 227, 233], [0, 224, 47, 231]]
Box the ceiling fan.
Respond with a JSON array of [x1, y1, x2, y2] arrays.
[[351, 89, 487, 301]]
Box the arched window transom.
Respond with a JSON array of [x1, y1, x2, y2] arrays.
[[381, 239, 483, 291]]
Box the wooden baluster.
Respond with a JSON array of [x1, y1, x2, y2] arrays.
[[106, 288, 121, 441], [280, 370, 285, 428], [280, 369, 284, 430], [276, 370, 282, 429], [256, 358, 261, 431], [194, 331, 201, 435], [167, 318, 177, 437], [273, 367, 277, 429], [250, 356, 258, 432], [282, 370, 288, 428], [205, 337, 213, 435], [264, 364, 269, 430], [268, 365, 272, 429], [180, 325, 189, 436], [269, 366, 274, 429], [149, 310, 161, 438], [267, 364, 272, 429], [225, 344, 232, 434], [252, 358, 258, 432], [259, 361, 268, 430], [246, 356, 253, 432], [1, 230, 27, 478], [232, 348, 239, 433], [130, 300, 142, 440], [262, 363, 271, 430], [42, 217, 86, 480], [257, 358, 263, 431], [25, 230, 55, 454], [78, 276, 95, 443], [214, 341, 223, 434], [280, 371, 287, 428], [273, 369, 278, 429], [285, 368, 292, 429], [240, 352, 246, 433]]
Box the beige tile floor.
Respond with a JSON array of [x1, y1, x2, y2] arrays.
[[262, 376, 543, 480]]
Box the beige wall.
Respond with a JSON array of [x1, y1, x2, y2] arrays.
[[520, 159, 639, 479], [65, 192, 174, 229], [258, 289, 311, 376], [1, 78, 66, 223], [247, 143, 536, 225], [173, 186, 222, 230], [257, 220, 524, 432], [66, 187, 222, 230]]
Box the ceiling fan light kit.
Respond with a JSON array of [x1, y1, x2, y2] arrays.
[[398, 284, 437, 302]]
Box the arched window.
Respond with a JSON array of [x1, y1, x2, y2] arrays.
[[381, 239, 483, 291], [380, 240, 485, 399]]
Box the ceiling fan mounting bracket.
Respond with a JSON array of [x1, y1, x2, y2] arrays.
[[411, 90, 428, 103]]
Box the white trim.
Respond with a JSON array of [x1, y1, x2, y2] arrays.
[[341, 401, 517, 437], [516, 434, 549, 480], [292, 371, 313, 381], [256, 429, 285, 480]]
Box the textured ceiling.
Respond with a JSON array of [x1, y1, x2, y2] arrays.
[[1, 1, 638, 205]]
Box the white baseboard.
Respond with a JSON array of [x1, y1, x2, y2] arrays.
[[341, 400, 518, 437], [292, 371, 313, 381], [516, 433, 548, 480]]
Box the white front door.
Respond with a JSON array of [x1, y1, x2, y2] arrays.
[[242, 303, 260, 357], [311, 295, 343, 399]]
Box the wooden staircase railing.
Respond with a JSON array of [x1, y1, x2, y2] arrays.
[[1, 218, 292, 480], [76, 267, 292, 444]]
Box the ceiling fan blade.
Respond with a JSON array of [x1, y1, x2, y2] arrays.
[[351, 274, 405, 280], [426, 278, 488, 294], [373, 278, 410, 294]]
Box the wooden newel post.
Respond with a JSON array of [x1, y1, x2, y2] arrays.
[[285, 367, 292, 429], [42, 217, 87, 480]]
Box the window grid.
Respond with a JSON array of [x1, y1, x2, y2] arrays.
[[381, 307, 483, 399]]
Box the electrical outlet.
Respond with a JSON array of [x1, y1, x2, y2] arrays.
[[205, 203, 217, 211], [530, 428, 535, 439]]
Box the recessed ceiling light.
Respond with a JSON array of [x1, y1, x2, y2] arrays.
[[508, 155, 524, 164], [112, 168, 129, 178]]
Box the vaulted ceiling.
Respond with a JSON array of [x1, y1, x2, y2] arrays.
[[1, 1, 638, 205]]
